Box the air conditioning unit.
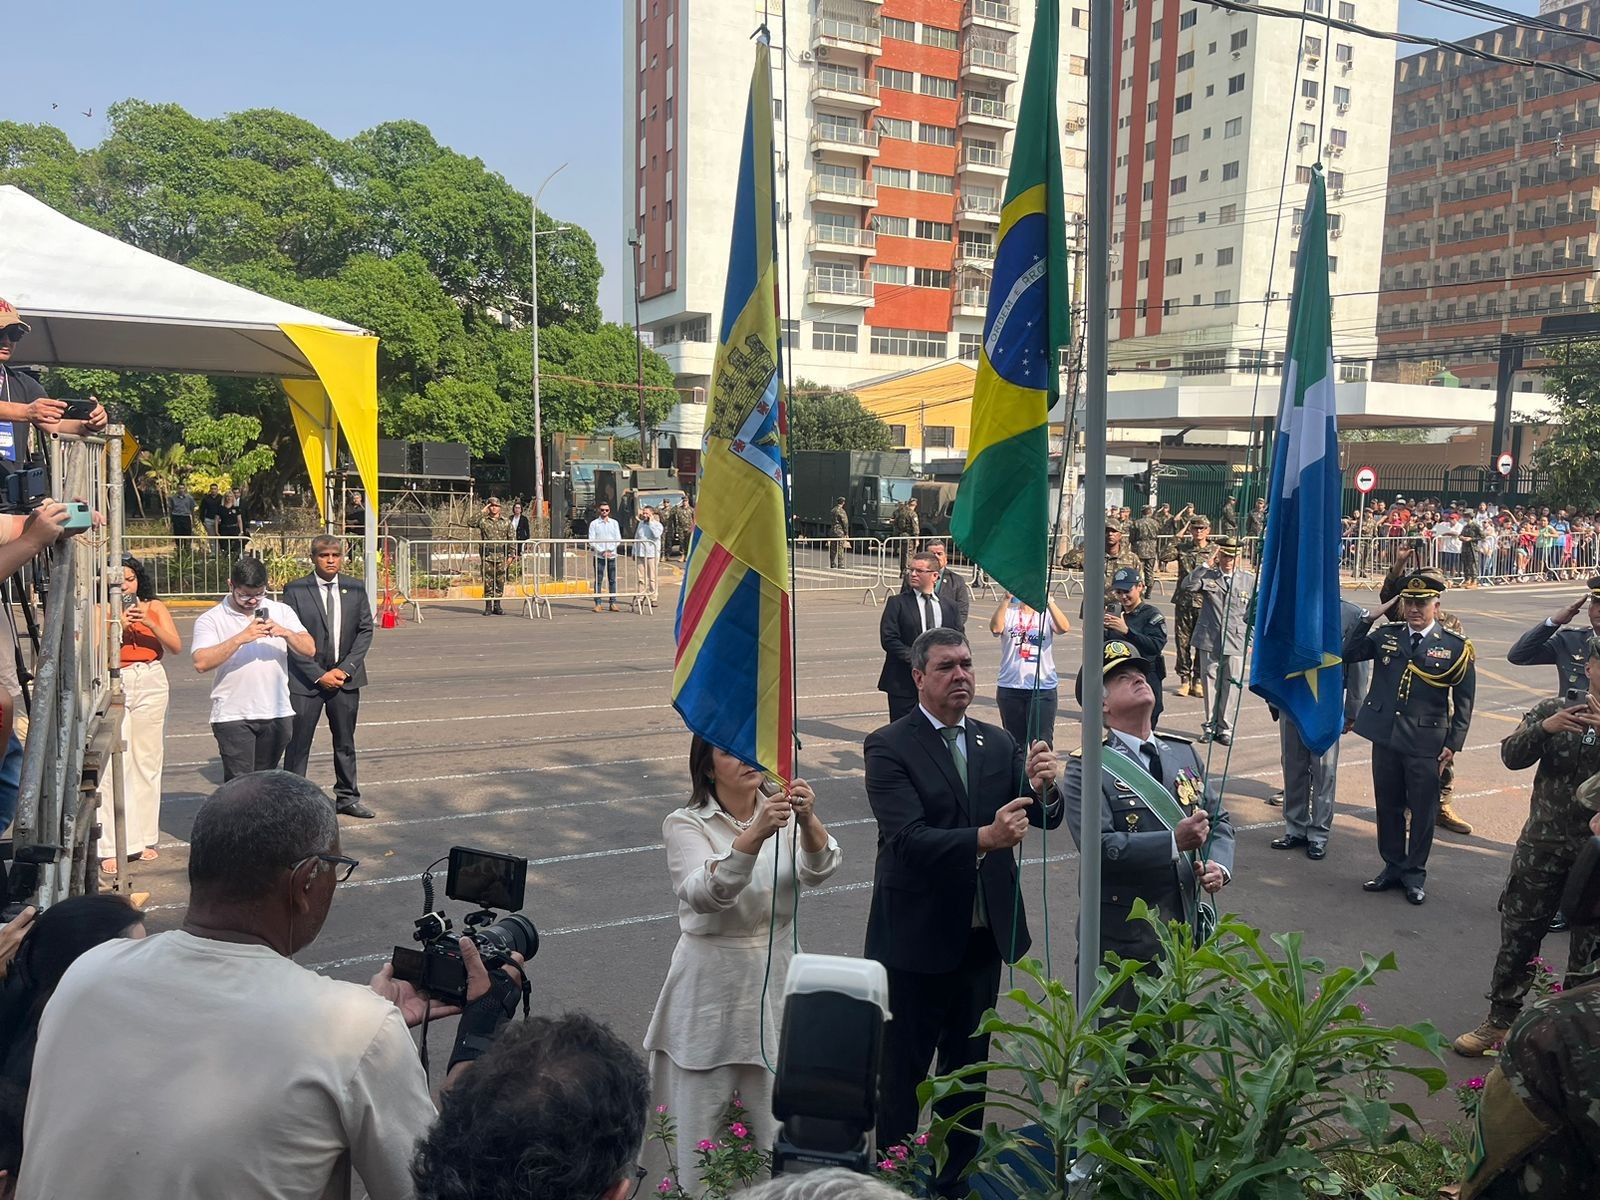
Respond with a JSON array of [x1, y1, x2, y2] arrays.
[[1306, 54, 1320, 67], [1304, 97, 1316, 108], [815, 45, 830, 59], [1333, 187, 1344, 198], [1292, 222, 1304, 234], [1064, 117, 1085, 131], [1298, 135, 1311, 148], [1332, 146, 1344, 157], [1336, 102, 1350, 113], [1342, 61, 1353, 73], [1329, 227, 1343, 239], [1232, 49, 1241, 59]]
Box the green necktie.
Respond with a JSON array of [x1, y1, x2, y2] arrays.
[[940, 726, 968, 792]]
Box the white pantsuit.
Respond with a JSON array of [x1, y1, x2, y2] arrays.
[[96, 660, 169, 857]]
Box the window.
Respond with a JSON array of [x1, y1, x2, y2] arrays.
[[1328, 170, 1345, 189], [958, 332, 983, 360], [1334, 85, 1351, 106], [919, 75, 958, 99], [1302, 79, 1319, 99], [1305, 0, 1324, 11], [870, 327, 946, 357], [916, 172, 954, 194], [876, 116, 912, 141], [1150, 62, 1161, 81], [1152, 18, 1164, 38], [1328, 256, 1338, 271], [879, 67, 913, 92], [1225, 117, 1242, 138], [1138, 259, 1151, 279], [1172, 134, 1190, 154], [1176, 50, 1195, 70], [924, 426, 955, 448], [1222, 160, 1240, 180], [1329, 128, 1348, 147], [1180, 8, 1197, 28], [781, 319, 799, 348], [876, 166, 912, 189], [1165, 257, 1183, 276], [1147, 100, 1159, 120], [1070, 55, 1087, 75], [914, 267, 951, 289], [1072, 7, 1087, 27], [1142, 181, 1154, 201], [1217, 246, 1234, 265], [917, 123, 956, 146], [1230, 29, 1248, 50], [871, 263, 908, 284], [1170, 175, 1187, 194], [1213, 290, 1232, 307], [920, 24, 957, 49], [1140, 219, 1153, 239], [915, 219, 952, 241], [1175, 93, 1192, 113], [1304, 35, 1322, 56], [1145, 141, 1157, 161], [1220, 203, 1237, 223], [812, 321, 857, 352], [1168, 216, 1184, 234], [1228, 73, 1245, 95], [1328, 213, 1343, 232], [1298, 121, 1315, 143], [1335, 42, 1353, 63], [883, 16, 915, 40], [1338, 0, 1355, 16], [872, 214, 910, 236]]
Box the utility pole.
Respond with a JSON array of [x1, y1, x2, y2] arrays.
[[531, 162, 568, 526], [628, 231, 647, 466]]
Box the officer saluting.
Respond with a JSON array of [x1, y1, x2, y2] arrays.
[[1507, 574, 1600, 697], [1343, 568, 1476, 905]]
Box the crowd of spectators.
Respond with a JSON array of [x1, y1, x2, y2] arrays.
[[1343, 498, 1600, 584]]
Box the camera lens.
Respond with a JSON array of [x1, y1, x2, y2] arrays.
[[475, 913, 539, 962]]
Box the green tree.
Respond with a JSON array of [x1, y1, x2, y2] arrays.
[[786, 379, 893, 451], [538, 323, 676, 434], [1536, 338, 1600, 510]]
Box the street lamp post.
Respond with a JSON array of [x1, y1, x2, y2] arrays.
[[627, 231, 647, 466], [531, 162, 568, 527]]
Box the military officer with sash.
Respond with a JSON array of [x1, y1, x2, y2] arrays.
[[1063, 640, 1236, 1006], [1344, 568, 1477, 906]]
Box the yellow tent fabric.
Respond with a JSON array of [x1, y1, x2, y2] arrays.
[[279, 325, 380, 515], [282, 379, 332, 519]]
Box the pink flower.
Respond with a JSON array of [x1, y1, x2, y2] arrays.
[[1553, 983, 1565, 993], [696, 1139, 717, 1152], [878, 1159, 896, 1171], [731, 1096, 744, 1109], [891, 1146, 909, 1160], [1466, 1077, 1485, 1089], [915, 1134, 929, 1146], [656, 1105, 668, 1114], [729, 1122, 749, 1139], [658, 1181, 672, 1195]]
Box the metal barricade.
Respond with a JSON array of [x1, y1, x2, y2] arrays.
[[396, 537, 536, 622], [789, 537, 883, 604], [521, 538, 658, 620]]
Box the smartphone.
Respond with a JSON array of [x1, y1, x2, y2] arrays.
[[59, 399, 98, 421], [120, 591, 136, 610], [60, 502, 93, 533], [254, 609, 270, 624]]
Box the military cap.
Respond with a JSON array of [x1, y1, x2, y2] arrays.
[[1588, 574, 1600, 600], [1105, 517, 1122, 531], [1587, 634, 1600, 661], [1193, 517, 1211, 530], [1072, 638, 1147, 705], [1213, 535, 1242, 553], [1112, 566, 1142, 591], [1398, 569, 1448, 599]]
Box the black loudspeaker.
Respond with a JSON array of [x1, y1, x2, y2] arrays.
[[507, 437, 539, 501], [378, 439, 409, 476], [419, 442, 470, 479]]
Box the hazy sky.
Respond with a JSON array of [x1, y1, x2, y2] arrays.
[[5, 0, 1535, 324]]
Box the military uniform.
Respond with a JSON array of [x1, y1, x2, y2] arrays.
[[1460, 979, 1600, 1200], [891, 502, 919, 576], [1507, 582, 1600, 698], [1179, 540, 1256, 742], [829, 501, 850, 568], [471, 509, 515, 615], [1460, 518, 1484, 587], [1343, 571, 1476, 897], [1172, 527, 1211, 691], [1131, 512, 1161, 590], [1219, 497, 1239, 538]]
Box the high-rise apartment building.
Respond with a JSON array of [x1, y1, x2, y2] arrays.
[[1377, 0, 1600, 387], [624, 0, 1087, 400], [1105, 0, 1396, 378]]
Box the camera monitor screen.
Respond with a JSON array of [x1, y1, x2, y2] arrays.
[[446, 846, 527, 911]]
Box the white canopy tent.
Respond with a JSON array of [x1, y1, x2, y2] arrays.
[[0, 184, 381, 601]]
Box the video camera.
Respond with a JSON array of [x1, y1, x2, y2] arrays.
[[0, 465, 45, 516], [390, 846, 539, 1006]]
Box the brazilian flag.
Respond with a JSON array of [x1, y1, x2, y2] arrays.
[[950, 0, 1069, 611]]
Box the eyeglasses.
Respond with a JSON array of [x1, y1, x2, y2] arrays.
[[294, 853, 360, 883]]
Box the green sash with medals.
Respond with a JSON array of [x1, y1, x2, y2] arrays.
[[1100, 745, 1217, 942]]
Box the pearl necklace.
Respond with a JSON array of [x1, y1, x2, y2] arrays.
[[721, 803, 759, 830]]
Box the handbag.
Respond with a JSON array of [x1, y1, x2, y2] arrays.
[[1559, 835, 1600, 926]]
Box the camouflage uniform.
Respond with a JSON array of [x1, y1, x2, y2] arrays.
[[1132, 513, 1161, 590], [1172, 532, 1210, 685], [1245, 502, 1267, 565], [1219, 497, 1239, 538], [472, 512, 515, 607], [1461, 979, 1600, 1200], [1479, 698, 1600, 1027], [1461, 518, 1483, 586], [829, 501, 850, 568], [892, 502, 919, 576]]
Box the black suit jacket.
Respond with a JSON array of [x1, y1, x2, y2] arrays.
[[284, 573, 374, 696], [1343, 618, 1474, 757], [877, 590, 963, 697], [863, 712, 1063, 974]]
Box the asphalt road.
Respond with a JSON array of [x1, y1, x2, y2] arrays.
[[122, 570, 1594, 1116]]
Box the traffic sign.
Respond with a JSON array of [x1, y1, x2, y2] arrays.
[[1496, 452, 1514, 477], [1355, 466, 1377, 494]]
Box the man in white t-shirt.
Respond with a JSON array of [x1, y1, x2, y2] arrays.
[[18, 771, 515, 1200], [192, 556, 316, 779]]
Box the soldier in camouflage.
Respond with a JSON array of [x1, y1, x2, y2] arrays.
[[829, 496, 850, 568], [471, 498, 516, 616], [1460, 975, 1600, 1199], [892, 498, 920, 578], [1132, 505, 1161, 591], [1172, 517, 1212, 696], [1219, 496, 1239, 538], [1452, 634, 1600, 1057]]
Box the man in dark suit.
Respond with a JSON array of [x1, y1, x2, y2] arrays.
[[864, 626, 1061, 1195], [1344, 568, 1476, 905], [1064, 640, 1234, 1007], [283, 535, 375, 818], [878, 550, 964, 721]]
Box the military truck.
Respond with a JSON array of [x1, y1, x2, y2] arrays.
[[790, 449, 916, 539]]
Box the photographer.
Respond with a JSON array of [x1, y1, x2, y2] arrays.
[[17, 772, 521, 1200], [0, 300, 108, 448], [191, 557, 315, 779]]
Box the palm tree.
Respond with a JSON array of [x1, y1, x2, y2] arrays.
[[140, 443, 189, 513]]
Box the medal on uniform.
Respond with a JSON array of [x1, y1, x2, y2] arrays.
[[1125, 812, 1140, 831], [1176, 770, 1200, 812]]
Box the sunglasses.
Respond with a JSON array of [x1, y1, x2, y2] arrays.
[[0, 328, 23, 343]]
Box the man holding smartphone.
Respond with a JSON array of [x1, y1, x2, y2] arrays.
[[0, 299, 109, 454], [192, 557, 316, 780]]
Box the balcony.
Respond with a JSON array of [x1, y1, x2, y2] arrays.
[[807, 224, 878, 256], [961, 40, 1017, 80], [807, 175, 878, 206], [814, 11, 882, 57], [807, 268, 874, 306], [959, 94, 1016, 128], [809, 123, 881, 158], [962, 0, 1020, 30], [960, 144, 1011, 176], [954, 286, 991, 317], [956, 191, 1002, 222], [810, 70, 880, 109], [956, 243, 996, 270]]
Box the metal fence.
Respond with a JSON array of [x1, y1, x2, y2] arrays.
[[1342, 531, 1600, 587], [396, 538, 663, 621], [120, 533, 377, 601]]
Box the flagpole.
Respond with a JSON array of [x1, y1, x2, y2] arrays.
[[1075, 0, 1114, 1164]]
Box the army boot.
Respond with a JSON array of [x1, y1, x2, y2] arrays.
[[1437, 801, 1474, 835], [1452, 1016, 1511, 1057], [1177, 678, 1192, 697], [483, 601, 493, 617]]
